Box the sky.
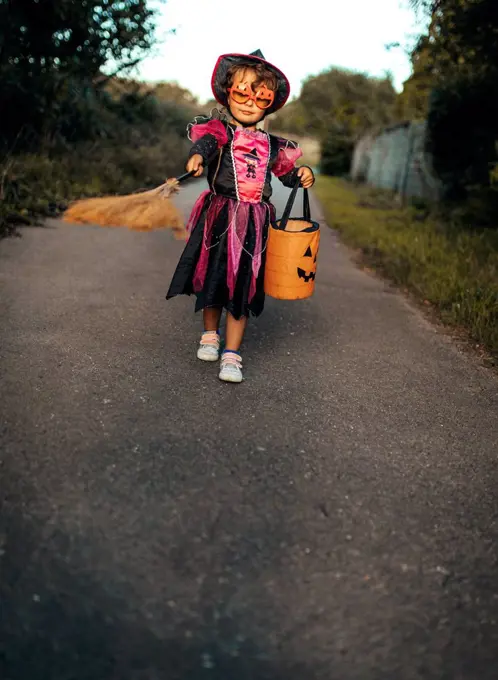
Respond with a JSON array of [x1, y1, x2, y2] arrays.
[[136, 0, 426, 102]]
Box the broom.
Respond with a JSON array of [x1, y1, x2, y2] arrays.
[[63, 166, 202, 239]]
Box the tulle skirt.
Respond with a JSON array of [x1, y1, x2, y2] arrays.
[[166, 192, 274, 319]]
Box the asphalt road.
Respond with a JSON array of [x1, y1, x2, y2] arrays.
[[1, 179, 497, 680]]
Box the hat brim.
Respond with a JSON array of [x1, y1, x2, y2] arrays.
[[211, 53, 290, 114]]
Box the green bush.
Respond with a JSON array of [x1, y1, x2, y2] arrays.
[[320, 135, 354, 176], [0, 93, 192, 237], [0, 1, 196, 237]]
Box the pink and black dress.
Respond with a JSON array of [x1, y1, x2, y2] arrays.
[[166, 115, 302, 319]]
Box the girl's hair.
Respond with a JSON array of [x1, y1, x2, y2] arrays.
[[224, 62, 278, 92]]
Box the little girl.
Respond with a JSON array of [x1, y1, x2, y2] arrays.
[[166, 50, 314, 383]]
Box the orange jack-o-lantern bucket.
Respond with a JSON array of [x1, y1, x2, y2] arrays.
[[264, 181, 320, 300]]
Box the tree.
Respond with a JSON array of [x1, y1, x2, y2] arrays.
[[298, 68, 397, 142], [408, 0, 498, 79], [0, 0, 160, 145], [319, 134, 355, 176], [396, 38, 434, 120], [152, 82, 198, 108], [272, 67, 398, 175], [273, 69, 397, 145], [405, 0, 498, 196], [271, 99, 309, 137]]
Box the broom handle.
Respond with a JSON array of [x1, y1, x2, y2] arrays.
[[175, 169, 196, 183]]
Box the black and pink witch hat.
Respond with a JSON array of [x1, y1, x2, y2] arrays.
[[211, 49, 290, 114]]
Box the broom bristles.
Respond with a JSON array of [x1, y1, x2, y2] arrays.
[[63, 180, 187, 238]]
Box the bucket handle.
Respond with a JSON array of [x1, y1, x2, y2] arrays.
[[276, 176, 311, 231]]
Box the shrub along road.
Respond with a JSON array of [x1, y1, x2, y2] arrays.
[[1, 179, 497, 679]]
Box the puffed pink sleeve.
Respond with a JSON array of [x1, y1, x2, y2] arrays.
[[187, 118, 229, 164], [189, 119, 229, 147], [272, 140, 303, 177]]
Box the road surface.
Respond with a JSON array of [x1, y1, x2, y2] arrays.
[[1, 179, 497, 679]]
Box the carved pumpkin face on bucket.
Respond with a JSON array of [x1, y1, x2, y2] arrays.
[[264, 226, 320, 300], [298, 244, 317, 283]]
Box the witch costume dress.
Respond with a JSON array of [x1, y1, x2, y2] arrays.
[[166, 50, 303, 320]]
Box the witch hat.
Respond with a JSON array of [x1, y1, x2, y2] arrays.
[[211, 49, 290, 114], [244, 147, 259, 159]]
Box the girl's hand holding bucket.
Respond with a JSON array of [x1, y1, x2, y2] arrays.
[[297, 166, 315, 189]]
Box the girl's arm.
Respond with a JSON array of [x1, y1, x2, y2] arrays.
[[187, 118, 229, 165], [276, 166, 301, 188], [272, 138, 315, 188]]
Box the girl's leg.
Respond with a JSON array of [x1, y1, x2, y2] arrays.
[[219, 312, 246, 382], [203, 307, 222, 332], [225, 312, 247, 352], [197, 307, 223, 362]]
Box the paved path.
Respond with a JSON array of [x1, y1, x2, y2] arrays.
[[1, 179, 497, 679]]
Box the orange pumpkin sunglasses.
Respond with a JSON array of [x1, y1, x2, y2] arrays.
[[227, 81, 275, 110]]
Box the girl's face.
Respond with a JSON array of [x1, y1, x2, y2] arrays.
[[227, 68, 273, 127]]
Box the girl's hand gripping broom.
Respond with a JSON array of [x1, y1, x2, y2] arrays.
[[62, 167, 199, 239]]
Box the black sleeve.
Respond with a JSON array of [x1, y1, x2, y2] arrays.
[[278, 165, 315, 188], [277, 166, 300, 188], [188, 134, 220, 164]]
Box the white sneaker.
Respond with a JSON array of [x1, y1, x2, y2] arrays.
[[197, 331, 220, 362], [219, 352, 243, 383]]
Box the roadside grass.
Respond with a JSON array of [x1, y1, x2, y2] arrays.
[[314, 176, 498, 361]]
